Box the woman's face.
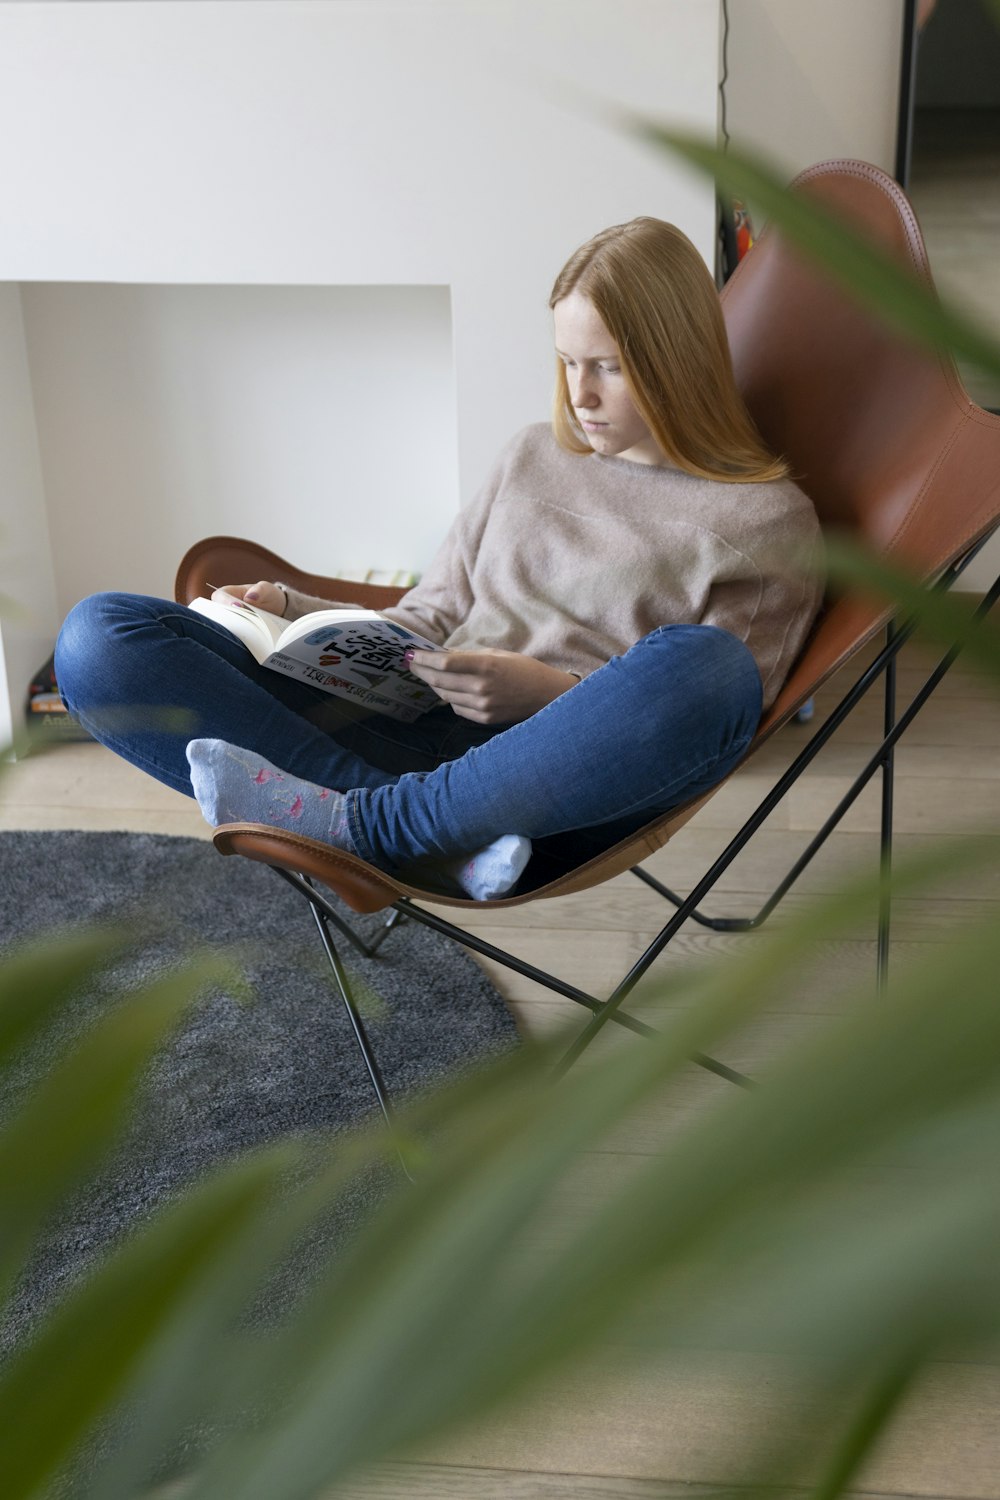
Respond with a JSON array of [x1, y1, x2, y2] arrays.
[[553, 290, 666, 466]]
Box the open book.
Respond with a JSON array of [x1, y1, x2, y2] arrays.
[[189, 596, 445, 722]]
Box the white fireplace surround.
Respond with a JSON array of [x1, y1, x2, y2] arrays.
[[0, 1, 914, 746]]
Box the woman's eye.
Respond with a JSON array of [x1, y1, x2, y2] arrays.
[[600, 364, 620, 374]]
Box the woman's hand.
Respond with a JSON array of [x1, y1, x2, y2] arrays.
[[406, 648, 579, 724], [211, 581, 287, 616]]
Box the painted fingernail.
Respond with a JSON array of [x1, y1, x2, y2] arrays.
[[403, 649, 415, 663]]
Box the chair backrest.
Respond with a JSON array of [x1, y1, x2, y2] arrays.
[[722, 158, 1000, 740], [174, 535, 407, 614]]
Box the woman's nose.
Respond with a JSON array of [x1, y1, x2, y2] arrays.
[[571, 370, 599, 408]]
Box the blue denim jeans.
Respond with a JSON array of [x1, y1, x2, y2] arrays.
[[55, 593, 762, 890]]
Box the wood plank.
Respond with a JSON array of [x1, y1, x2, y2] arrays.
[[748, 739, 1000, 779], [687, 772, 1000, 835], [324, 1461, 741, 1497], [467, 930, 963, 1020], [324, 1459, 971, 1499], [423, 834, 1000, 933], [0, 805, 211, 837], [0, 741, 191, 811], [419, 1348, 1000, 1496]]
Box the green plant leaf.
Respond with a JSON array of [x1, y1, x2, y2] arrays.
[[81, 1097, 453, 1500], [452, 877, 1000, 1429], [539, 911, 1000, 1356], [0, 926, 132, 1066], [0, 1145, 300, 1500], [177, 1039, 630, 1500], [5, 835, 994, 1500], [0, 951, 239, 1300], [614, 1088, 1000, 1494], [822, 537, 1000, 684], [631, 126, 1000, 386], [176, 837, 1000, 1499]]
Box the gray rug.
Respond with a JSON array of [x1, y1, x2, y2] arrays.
[[0, 830, 518, 1351]]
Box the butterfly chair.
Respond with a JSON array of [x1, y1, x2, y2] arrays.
[[176, 159, 1000, 1128]]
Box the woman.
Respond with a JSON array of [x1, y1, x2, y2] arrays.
[[56, 218, 822, 900]]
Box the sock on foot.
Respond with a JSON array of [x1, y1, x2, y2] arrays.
[[446, 833, 531, 902], [185, 739, 531, 901], [186, 737, 352, 843]]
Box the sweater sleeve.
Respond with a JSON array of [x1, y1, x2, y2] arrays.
[[279, 584, 349, 622]]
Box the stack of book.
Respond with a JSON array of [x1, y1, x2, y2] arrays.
[[333, 566, 419, 588], [26, 655, 93, 743]]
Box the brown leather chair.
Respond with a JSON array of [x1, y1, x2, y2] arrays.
[[176, 160, 1000, 1112]]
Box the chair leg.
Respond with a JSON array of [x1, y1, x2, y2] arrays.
[[566, 580, 1000, 1065], [362, 907, 407, 956], [270, 868, 415, 1177], [395, 896, 755, 1090], [307, 900, 418, 1182], [628, 615, 919, 933], [271, 866, 406, 959], [632, 575, 1000, 944], [306, 900, 397, 1130], [877, 626, 897, 994]]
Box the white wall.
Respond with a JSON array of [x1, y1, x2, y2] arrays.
[[723, 0, 905, 180], [20, 284, 457, 609], [0, 0, 721, 726], [0, 285, 58, 750]]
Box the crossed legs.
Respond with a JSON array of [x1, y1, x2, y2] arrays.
[[56, 593, 763, 898]]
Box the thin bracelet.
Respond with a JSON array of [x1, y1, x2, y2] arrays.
[[274, 582, 289, 616]]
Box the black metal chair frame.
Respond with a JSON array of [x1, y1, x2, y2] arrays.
[[264, 542, 1000, 1135]]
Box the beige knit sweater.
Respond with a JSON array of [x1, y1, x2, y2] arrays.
[[283, 423, 823, 710]]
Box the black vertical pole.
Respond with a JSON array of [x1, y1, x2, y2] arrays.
[[877, 623, 898, 994], [895, 0, 919, 187], [886, 0, 917, 977]]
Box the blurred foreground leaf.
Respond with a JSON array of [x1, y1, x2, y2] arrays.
[[0, 1148, 295, 1500], [0, 939, 240, 1302], [1, 845, 998, 1499], [173, 839, 1000, 1499], [633, 127, 1000, 386], [822, 538, 1000, 685]]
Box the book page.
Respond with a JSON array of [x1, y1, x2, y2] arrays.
[[276, 607, 440, 654], [270, 613, 443, 713], [187, 596, 284, 662]]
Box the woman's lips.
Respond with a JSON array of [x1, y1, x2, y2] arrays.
[[581, 420, 607, 431]]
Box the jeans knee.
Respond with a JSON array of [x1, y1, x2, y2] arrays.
[[55, 592, 140, 708], [691, 625, 760, 699], [630, 624, 763, 748]]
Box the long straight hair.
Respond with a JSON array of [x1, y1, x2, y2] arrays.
[[549, 217, 789, 483]]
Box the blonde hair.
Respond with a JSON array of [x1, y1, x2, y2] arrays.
[[549, 217, 788, 483]]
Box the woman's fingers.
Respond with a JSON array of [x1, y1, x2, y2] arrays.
[[405, 648, 576, 723], [406, 653, 485, 702], [210, 581, 286, 615]]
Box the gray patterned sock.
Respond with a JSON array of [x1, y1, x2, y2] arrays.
[[185, 739, 530, 901]]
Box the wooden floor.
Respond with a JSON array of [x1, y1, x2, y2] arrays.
[[3, 636, 1000, 1499], [909, 106, 1000, 411]]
